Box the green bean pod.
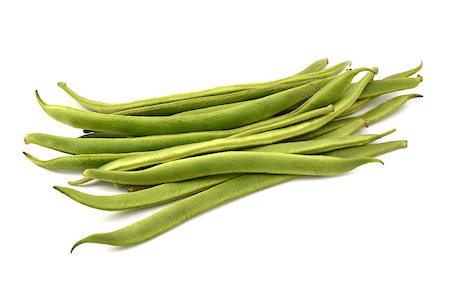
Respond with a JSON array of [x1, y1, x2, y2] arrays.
[[84, 152, 382, 185], [59, 61, 349, 114], [38, 75, 339, 136], [113, 79, 320, 116], [55, 175, 237, 211], [324, 140, 408, 157]]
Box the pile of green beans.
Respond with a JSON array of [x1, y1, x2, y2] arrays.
[[24, 59, 423, 252]]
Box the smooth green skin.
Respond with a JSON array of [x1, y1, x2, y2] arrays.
[[325, 140, 407, 157], [313, 118, 369, 139], [294, 94, 423, 140], [246, 130, 394, 154], [55, 175, 238, 211], [295, 58, 329, 75], [26, 104, 333, 155], [39, 75, 338, 136], [84, 151, 382, 185], [70, 141, 403, 251], [82, 69, 375, 175], [338, 96, 378, 117], [23, 151, 140, 171], [55, 131, 393, 210], [383, 62, 422, 79], [113, 79, 319, 116], [174, 100, 245, 116], [59, 60, 349, 114], [227, 104, 334, 138]]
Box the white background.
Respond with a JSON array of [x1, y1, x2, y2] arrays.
[[1, 0, 449, 285]]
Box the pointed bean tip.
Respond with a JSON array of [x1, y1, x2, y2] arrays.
[[57, 82, 66, 87], [53, 186, 63, 192], [71, 241, 81, 254], [35, 90, 46, 107], [363, 119, 370, 127]]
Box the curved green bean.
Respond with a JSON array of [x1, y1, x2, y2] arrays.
[[55, 175, 237, 211], [84, 152, 382, 185], [113, 79, 320, 116], [59, 61, 350, 113], [38, 74, 340, 136], [324, 140, 408, 157]]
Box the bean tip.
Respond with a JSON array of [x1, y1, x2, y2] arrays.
[[35, 90, 46, 107], [57, 82, 67, 87], [416, 74, 423, 82], [363, 119, 370, 128]]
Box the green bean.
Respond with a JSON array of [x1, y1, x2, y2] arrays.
[[294, 94, 423, 140], [55, 175, 237, 211], [247, 130, 395, 154], [59, 61, 350, 114], [324, 140, 408, 157], [23, 152, 135, 171], [25, 105, 333, 156], [79, 69, 375, 175], [84, 152, 382, 185], [383, 62, 422, 79], [38, 74, 340, 136], [25, 131, 231, 155], [113, 79, 321, 116]]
